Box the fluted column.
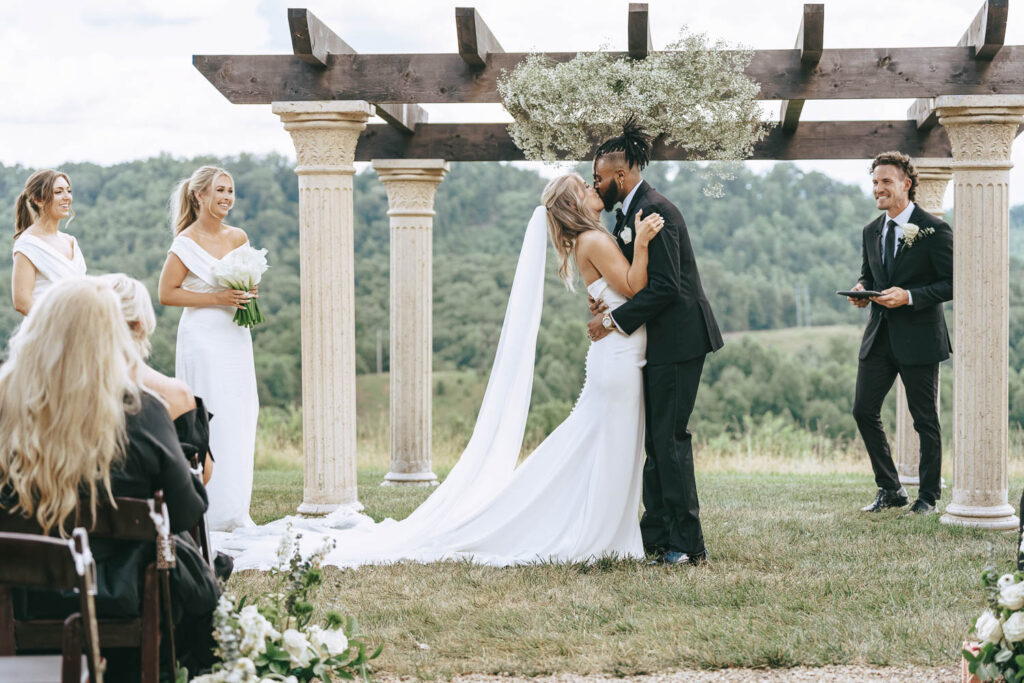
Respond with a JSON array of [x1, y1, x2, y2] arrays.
[[372, 160, 449, 486], [894, 159, 951, 486], [273, 101, 373, 515], [936, 95, 1024, 530]]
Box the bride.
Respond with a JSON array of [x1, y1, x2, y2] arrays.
[[218, 173, 663, 568]]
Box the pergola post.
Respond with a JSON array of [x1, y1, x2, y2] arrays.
[[894, 159, 952, 487], [935, 95, 1024, 530], [372, 160, 449, 486], [273, 100, 373, 515]]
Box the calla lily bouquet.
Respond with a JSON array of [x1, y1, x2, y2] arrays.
[[964, 565, 1024, 682], [211, 245, 270, 328], [190, 530, 381, 683]]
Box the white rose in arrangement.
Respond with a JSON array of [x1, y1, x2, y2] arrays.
[[976, 609, 1005, 643], [310, 624, 350, 657], [1005, 611, 1024, 643], [237, 605, 281, 656], [282, 628, 314, 668], [1000, 581, 1024, 610], [210, 244, 270, 328], [999, 574, 1016, 589]]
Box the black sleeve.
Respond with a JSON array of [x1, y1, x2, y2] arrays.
[[173, 396, 214, 465], [858, 228, 874, 291], [608, 203, 681, 335], [908, 223, 953, 308]]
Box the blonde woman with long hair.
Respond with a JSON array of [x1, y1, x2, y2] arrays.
[[214, 172, 667, 571], [158, 166, 257, 531], [11, 169, 87, 315], [0, 277, 219, 677]]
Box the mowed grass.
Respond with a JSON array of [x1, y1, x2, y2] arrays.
[[234, 458, 1021, 678]]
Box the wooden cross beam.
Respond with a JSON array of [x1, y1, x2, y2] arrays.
[[628, 3, 653, 60], [908, 0, 1009, 131], [193, 46, 1024, 104], [779, 4, 824, 134], [288, 8, 426, 134], [354, 120, 951, 162], [456, 7, 504, 66]]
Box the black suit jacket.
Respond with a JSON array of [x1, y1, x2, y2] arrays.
[[857, 205, 953, 365], [611, 181, 724, 366]]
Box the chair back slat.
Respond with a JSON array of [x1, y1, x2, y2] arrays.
[[0, 533, 80, 590], [0, 496, 158, 540]]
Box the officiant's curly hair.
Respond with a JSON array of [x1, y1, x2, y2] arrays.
[[594, 117, 652, 170], [543, 173, 604, 292], [870, 151, 918, 202]]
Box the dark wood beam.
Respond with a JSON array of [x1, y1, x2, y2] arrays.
[[908, 97, 938, 131], [193, 46, 1024, 104], [628, 3, 652, 60], [456, 7, 503, 67], [354, 120, 951, 162], [287, 7, 426, 135], [959, 0, 1008, 60], [780, 4, 824, 134]]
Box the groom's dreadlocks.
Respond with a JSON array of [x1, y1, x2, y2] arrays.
[[594, 117, 652, 170]]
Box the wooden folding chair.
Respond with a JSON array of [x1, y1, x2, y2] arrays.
[[0, 492, 177, 683], [0, 528, 104, 682]]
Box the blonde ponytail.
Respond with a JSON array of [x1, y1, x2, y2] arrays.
[[170, 165, 232, 235]]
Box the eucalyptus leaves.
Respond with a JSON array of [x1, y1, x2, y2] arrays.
[[497, 29, 770, 169]]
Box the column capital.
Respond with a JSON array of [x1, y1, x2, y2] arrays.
[[372, 159, 450, 218], [912, 158, 953, 217], [935, 95, 1024, 168], [273, 101, 373, 175]]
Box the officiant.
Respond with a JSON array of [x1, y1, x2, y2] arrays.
[[846, 151, 953, 516]]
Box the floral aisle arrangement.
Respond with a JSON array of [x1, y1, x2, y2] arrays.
[[964, 565, 1024, 682], [210, 245, 270, 328], [190, 532, 381, 683], [496, 29, 770, 195]]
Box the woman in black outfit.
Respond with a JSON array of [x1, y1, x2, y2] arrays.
[[0, 277, 220, 677]]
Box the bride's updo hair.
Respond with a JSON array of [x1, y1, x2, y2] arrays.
[[0, 277, 143, 536], [169, 165, 232, 235], [542, 173, 604, 291]]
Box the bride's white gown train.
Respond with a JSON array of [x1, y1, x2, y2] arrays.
[[214, 207, 646, 568]]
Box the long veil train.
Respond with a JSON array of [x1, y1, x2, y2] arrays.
[[214, 207, 551, 569]]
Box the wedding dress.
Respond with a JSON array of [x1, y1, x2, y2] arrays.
[[215, 207, 646, 568], [11, 233, 87, 301], [170, 236, 258, 532]]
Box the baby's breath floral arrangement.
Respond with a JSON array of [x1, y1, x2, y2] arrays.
[[497, 28, 770, 185], [190, 531, 381, 683]]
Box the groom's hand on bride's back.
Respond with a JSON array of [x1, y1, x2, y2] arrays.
[[588, 295, 608, 317]]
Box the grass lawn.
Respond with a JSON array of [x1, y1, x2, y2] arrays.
[[233, 461, 1021, 678]]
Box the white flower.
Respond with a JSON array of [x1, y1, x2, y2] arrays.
[[976, 609, 1004, 643], [309, 625, 349, 657], [282, 628, 313, 668], [237, 605, 281, 656], [999, 574, 1017, 589], [620, 227, 633, 245], [1000, 581, 1024, 610], [1005, 611, 1024, 642], [211, 245, 270, 291], [902, 223, 920, 242]]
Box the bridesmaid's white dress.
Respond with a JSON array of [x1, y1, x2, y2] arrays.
[[214, 207, 648, 569], [11, 233, 87, 302], [170, 236, 258, 532]]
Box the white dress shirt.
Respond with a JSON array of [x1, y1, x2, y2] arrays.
[[880, 201, 916, 305], [606, 182, 644, 334]]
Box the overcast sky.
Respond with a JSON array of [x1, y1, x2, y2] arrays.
[[3, 0, 1024, 207]]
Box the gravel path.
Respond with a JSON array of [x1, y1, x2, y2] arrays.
[[382, 667, 960, 682]]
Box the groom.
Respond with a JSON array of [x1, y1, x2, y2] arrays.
[[588, 121, 723, 566]]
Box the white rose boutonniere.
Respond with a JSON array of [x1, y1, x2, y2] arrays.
[[900, 223, 935, 248], [620, 227, 633, 245]]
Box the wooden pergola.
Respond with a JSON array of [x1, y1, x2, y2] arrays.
[[194, 1, 1024, 529]]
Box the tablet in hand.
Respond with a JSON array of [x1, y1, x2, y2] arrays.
[[836, 290, 882, 299]]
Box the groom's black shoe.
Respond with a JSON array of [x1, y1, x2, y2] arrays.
[[906, 498, 938, 515], [662, 549, 709, 567], [860, 486, 909, 512]]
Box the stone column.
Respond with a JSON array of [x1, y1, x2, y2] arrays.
[[372, 160, 449, 486], [273, 101, 373, 515], [935, 95, 1024, 530], [894, 159, 952, 487]]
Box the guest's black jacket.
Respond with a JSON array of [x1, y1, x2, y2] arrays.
[[857, 205, 953, 366]]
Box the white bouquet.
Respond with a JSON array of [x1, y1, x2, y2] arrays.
[[964, 567, 1024, 681], [210, 245, 269, 328]]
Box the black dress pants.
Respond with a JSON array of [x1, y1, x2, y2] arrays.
[[639, 355, 706, 555], [852, 321, 942, 504]]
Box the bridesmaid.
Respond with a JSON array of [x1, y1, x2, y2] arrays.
[[158, 166, 258, 531], [11, 170, 87, 314]]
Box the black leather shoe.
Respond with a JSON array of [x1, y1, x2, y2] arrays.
[[906, 499, 937, 515], [662, 549, 709, 567], [860, 487, 909, 512]]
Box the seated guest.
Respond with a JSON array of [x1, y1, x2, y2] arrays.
[[101, 273, 214, 485], [0, 276, 220, 677]]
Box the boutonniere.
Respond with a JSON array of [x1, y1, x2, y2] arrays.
[[620, 227, 633, 245], [900, 223, 934, 248]]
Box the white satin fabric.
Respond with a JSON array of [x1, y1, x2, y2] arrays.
[[170, 236, 258, 532], [12, 234, 87, 302], [215, 207, 646, 568]]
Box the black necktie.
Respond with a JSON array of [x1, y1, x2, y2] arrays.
[[614, 208, 626, 232], [884, 219, 897, 278]]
